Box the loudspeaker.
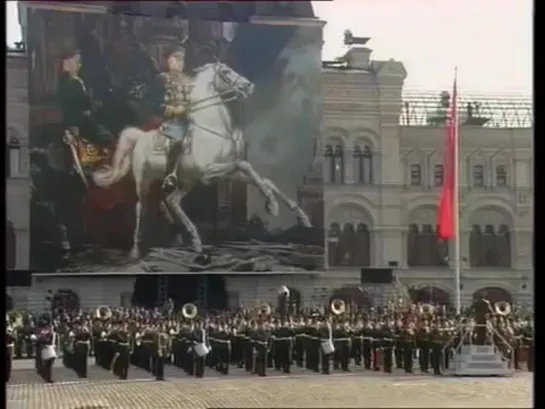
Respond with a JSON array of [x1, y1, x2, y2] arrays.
[[360, 268, 393, 284]]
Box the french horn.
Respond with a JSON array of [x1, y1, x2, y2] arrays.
[[278, 285, 290, 297], [182, 303, 198, 320], [96, 305, 112, 320], [330, 299, 346, 315], [419, 303, 435, 315], [494, 301, 511, 316]]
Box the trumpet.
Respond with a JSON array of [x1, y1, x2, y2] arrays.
[[330, 298, 346, 315], [96, 305, 112, 320], [181, 303, 198, 320], [494, 301, 511, 316]]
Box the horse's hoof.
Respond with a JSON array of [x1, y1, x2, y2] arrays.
[[193, 241, 203, 253], [174, 234, 184, 246], [298, 214, 312, 228], [265, 198, 279, 217]]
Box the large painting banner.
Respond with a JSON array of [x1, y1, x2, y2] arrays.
[[27, 8, 324, 273]]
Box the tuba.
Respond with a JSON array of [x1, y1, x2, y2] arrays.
[[494, 301, 511, 316], [278, 285, 290, 298], [96, 305, 112, 320], [419, 303, 435, 315], [182, 303, 198, 320], [330, 299, 346, 315], [259, 303, 272, 316]]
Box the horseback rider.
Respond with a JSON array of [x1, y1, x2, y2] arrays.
[[151, 41, 194, 192]]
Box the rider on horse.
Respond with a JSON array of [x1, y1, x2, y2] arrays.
[[150, 41, 194, 191]]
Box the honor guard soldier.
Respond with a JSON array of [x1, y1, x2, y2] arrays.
[[394, 320, 404, 369], [37, 325, 57, 383], [522, 321, 533, 372], [6, 325, 15, 382], [62, 326, 76, 372], [333, 321, 351, 372], [73, 323, 91, 378], [429, 324, 442, 375], [402, 323, 416, 373], [192, 320, 210, 378], [243, 321, 256, 373], [362, 321, 374, 370], [305, 319, 320, 373], [111, 324, 130, 380], [272, 321, 293, 374], [417, 321, 431, 373], [318, 319, 333, 375], [210, 323, 231, 375], [253, 322, 269, 377], [293, 319, 305, 368], [381, 322, 394, 373]]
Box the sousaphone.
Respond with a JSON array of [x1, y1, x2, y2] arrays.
[[259, 303, 272, 316], [181, 303, 198, 320], [494, 301, 511, 316], [278, 285, 290, 298], [96, 305, 112, 320], [330, 299, 346, 315]]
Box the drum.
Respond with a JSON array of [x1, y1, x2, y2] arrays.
[[41, 345, 57, 360], [194, 342, 211, 357], [321, 339, 335, 354]]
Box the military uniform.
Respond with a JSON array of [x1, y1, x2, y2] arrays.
[[318, 322, 332, 375], [429, 326, 443, 375], [272, 324, 293, 374], [6, 329, 15, 382], [417, 326, 430, 373], [147, 45, 194, 190], [112, 329, 130, 380], [253, 325, 269, 377], [381, 325, 394, 373], [402, 326, 415, 373]]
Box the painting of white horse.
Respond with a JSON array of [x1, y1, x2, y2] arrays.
[[93, 62, 312, 258]]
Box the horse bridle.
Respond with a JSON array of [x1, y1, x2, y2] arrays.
[[189, 62, 250, 113]]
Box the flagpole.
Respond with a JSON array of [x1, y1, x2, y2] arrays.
[[453, 68, 462, 314]]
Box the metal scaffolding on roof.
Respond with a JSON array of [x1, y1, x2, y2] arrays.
[[400, 90, 533, 128]]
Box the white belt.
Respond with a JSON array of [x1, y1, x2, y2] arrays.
[[273, 337, 292, 341], [76, 341, 90, 344], [7, 343, 14, 347], [334, 338, 350, 342]]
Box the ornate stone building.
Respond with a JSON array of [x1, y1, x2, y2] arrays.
[[319, 45, 533, 307], [7, 48, 30, 271]]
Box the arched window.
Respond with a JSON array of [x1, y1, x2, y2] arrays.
[[6, 221, 16, 270], [496, 165, 507, 187], [434, 164, 444, 186], [410, 164, 422, 186], [469, 225, 483, 267], [483, 224, 497, 266], [407, 224, 420, 266], [340, 223, 355, 265], [333, 145, 344, 183], [354, 223, 371, 266], [419, 224, 436, 266], [327, 223, 342, 266], [413, 286, 450, 305], [473, 287, 512, 304], [497, 224, 511, 267], [7, 128, 22, 178], [325, 144, 334, 183], [353, 145, 373, 184], [473, 165, 484, 187]]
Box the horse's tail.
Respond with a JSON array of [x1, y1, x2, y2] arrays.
[[92, 127, 145, 188]]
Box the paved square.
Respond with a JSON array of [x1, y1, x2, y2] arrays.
[[7, 372, 532, 409]]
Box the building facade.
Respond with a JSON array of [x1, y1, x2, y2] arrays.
[[9, 2, 533, 311]]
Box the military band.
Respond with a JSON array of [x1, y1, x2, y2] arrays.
[[5, 294, 534, 383]]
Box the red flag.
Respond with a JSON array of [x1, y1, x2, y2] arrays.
[[437, 76, 458, 239]]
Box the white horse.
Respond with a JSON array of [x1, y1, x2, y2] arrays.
[[93, 61, 312, 258]]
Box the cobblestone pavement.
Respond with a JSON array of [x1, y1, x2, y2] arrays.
[[8, 363, 532, 409]]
